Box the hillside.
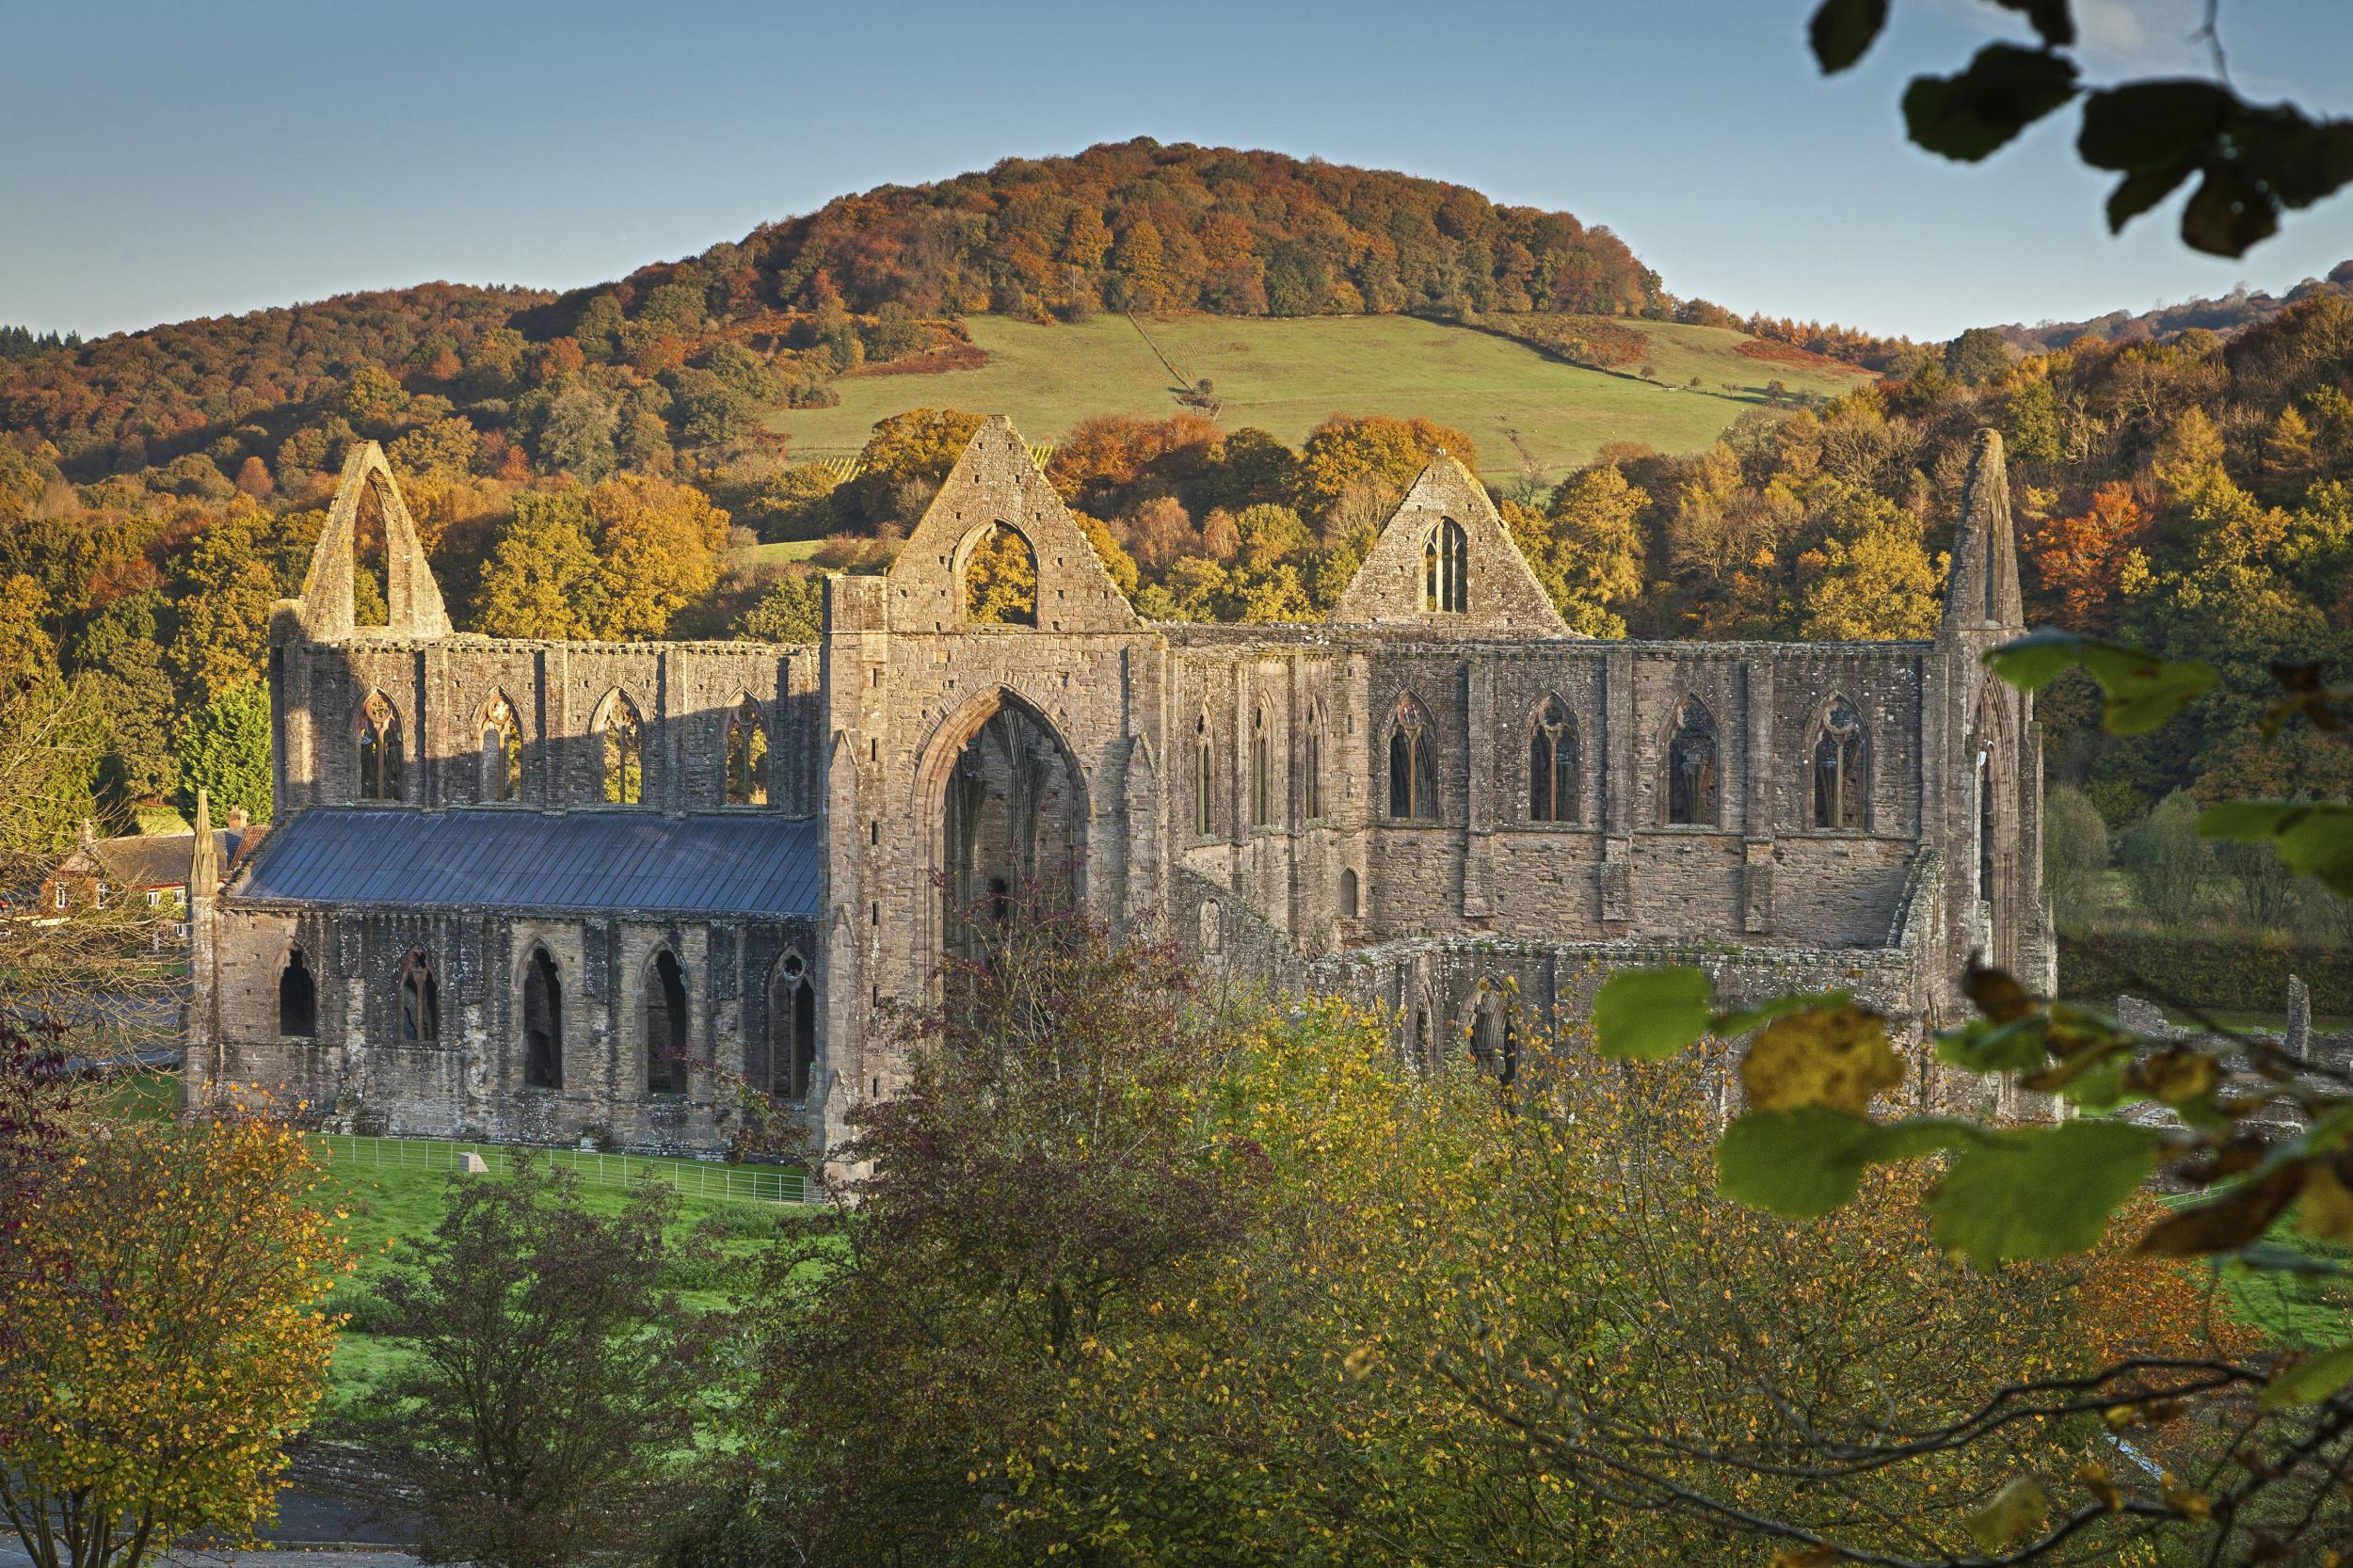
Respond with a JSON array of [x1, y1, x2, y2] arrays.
[[1996, 260, 2353, 353], [775, 312, 1867, 484]]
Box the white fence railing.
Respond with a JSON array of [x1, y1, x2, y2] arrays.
[[314, 1133, 812, 1206]]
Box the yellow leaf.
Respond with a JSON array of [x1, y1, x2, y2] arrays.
[[1738, 1003, 1902, 1114]]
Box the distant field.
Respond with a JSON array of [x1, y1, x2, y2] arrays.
[[768, 312, 1870, 485], [740, 538, 827, 569]]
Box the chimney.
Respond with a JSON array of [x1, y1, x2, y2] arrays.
[[226, 807, 248, 831]]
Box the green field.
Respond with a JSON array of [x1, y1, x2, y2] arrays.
[[768, 312, 1870, 486]]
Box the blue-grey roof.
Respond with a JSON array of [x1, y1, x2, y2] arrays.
[[232, 808, 820, 919]]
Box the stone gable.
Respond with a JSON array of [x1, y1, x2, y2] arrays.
[[1330, 456, 1568, 634]]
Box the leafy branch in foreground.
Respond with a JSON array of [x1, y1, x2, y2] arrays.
[[1593, 633, 2353, 1561], [1806, 0, 2353, 256]]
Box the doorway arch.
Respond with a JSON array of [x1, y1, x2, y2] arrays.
[[914, 686, 1089, 970]]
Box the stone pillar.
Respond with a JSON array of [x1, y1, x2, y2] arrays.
[[1742, 658, 1775, 934], [2290, 974, 2313, 1059], [1600, 648, 1634, 925], [1463, 656, 1494, 919]]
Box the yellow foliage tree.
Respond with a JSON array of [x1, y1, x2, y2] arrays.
[[0, 1108, 351, 1568]]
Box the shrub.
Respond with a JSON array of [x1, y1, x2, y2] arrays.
[[2042, 783, 2109, 934], [2123, 789, 2213, 926]]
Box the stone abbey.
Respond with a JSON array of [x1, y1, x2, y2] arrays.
[[185, 419, 2050, 1157]]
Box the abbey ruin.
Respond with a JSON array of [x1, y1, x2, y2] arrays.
[[185, 420, 2049, 1157]]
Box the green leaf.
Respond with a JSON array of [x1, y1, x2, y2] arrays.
[[2260, 1342, 2353, 1410], [2196, 801, 2353, 897], [1593, 967, 1712, 1061], [2077, 80, 2237, 170], [1991, 0, 2073, 46], [1968, 1475, 2052, 1552], [1717, 1108, 1977, 1217], [2104, 165, 2195, 233], [1984, 632, 2217, 735], [1936, 1016, 2049, 1074], [1929, 1120, 2158, 1265], [1808, 0, 1888, 73], [1902, 44, 2079, 163]]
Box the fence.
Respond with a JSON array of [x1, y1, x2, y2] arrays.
[[314, 1133, 813, 1206]]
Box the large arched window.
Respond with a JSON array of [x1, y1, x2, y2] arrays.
[[357, 691, 404, 802], [521, 946, 562, 1090], [766, 951, 815, 1104], [480, 692, 521, 804], [599, 691, 645, 806], [1812, 696, 1869, 830], [1304, 705, 1324, 820], [645, 950, 688, 1095], [1385, 699, 1435, 821], [1251, 706, 1273, 828], [1422, 519, 1468, 614], [1529, 696, 1579, 824], [278, 947, 316, 1038], [1663, 698, 1721, 827], [395, 948, 439, 1046], [964, 523, 1038, 626], [727, 696, 769, 807], [1193, 712, 1214, 838]]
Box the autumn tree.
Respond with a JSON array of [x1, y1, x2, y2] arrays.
[[1516, 463, 1648, 636], [0, 1106, 350, 1568], [585, 472, 729, 639], [473, 491, 603, 639], [1291, 414, 1478, 521], [2028, 479, 2147, 632]]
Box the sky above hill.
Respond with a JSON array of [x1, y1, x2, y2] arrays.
[[5, 0, 2352, 343]]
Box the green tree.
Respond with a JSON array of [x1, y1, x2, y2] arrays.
[[173, 681, 271, 825], [731, 571, 824, 644], [1943, 326, 2011, 387], [473, 492, 602, 639], [2041, 782, 2108, 934], [2124, 788, 2214, 927], [535, 387, 617, 481]]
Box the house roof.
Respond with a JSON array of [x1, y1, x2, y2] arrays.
[[88, 830, 241, 890], [229, 808, 821, 920]]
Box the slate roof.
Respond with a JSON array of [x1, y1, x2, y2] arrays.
[[232, 808, 821, 919], [87, 830, 241, 889]]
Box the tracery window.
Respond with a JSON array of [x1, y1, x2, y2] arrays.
[[1251, 706, 1272, 828], [480, 693, 521, 803], [1811, 696, 1869, 830], [1193, 713, 1214, 838], [522, 946, 562, 1089], [1304, 707, 1324, 820], [767, 952, 815, 1103], [1663, 698, 1721, 827], [395, 948, 439, 1047], [1422, 519, 1468, 614], [645, 950, 688, 1095], [1470, 989, 1517, 1086], [726, 696, 769, 807], [357, 691, 404, 802], [278, 947, 316, 1038], [1529, 696, 1579, 824], [599, 691, 645, 806], [1385, 699, 1435, 821]]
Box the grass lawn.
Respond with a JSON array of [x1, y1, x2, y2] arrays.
[[738, 537, 827, 569], [768, 312, 1870, 486]]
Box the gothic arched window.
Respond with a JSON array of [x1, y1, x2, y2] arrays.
[[767, 952, 815, 1104], [1385, 699, 1435, 821], [1339, 866, 1359, 919], [395, 947, 439, 1047], [599, 691, 645, 806], [1251, 706, 1272, 828], [1812, 696, 1869, 830], [726, 696, 768, 807], [1304, 706, 1324, 820], [480, 692, 521, 803], [964, 523, 1039, 626], [1529, 696, 1579, 824], [645, 950, 688, 1095], [1423, 519, 1468, 614], [1664, 698, 1721, 827], [521, 946, 562, 1089], [278, 947, 316, 1038], [357, 691, 404, 802], [1470, 988, 1517, 1085], [1193, 712, 1213, 838]]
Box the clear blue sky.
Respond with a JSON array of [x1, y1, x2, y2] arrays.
[[5, 0, 2351, 343]]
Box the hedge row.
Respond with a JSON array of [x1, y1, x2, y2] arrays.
[[2059, 933, 2353, 1016]]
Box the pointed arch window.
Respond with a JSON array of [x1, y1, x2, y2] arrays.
[[1470, 989, 1517, 1085], [357, 691, 405, 802], [1251, 706, 1273, 828], [278, 946, 316, 1038], [964, 522, 1039, 626], [1422, 519, 1468, 614], [480, 693, 521, 803], [645, 949, 688, 1095], [726, 696, 769, 807], [395, 948, 439, 1047], [1385, 700, 1435, 821], [767, 951, 816, 1104], [599, 691, 644, 806], [1339, 866, 1359, 920], [1529, 696, 1579, 824], [1193, 712, 1214, 838], [1811, 696, 1869, 830], [1663, 698, 1721, 827], [521, 946, 562, 1090], [1304, 706, 1324, 821]]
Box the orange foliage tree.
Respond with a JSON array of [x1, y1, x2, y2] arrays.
[[2030, 479, 2150, 632]]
